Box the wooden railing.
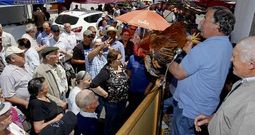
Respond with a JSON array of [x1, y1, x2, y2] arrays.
[[117, 86, 162, 135]]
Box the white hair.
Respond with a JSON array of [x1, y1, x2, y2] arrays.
[[237, 36, 255, 62], [75, 90, 95, 110], [25, 23, 36, 33]]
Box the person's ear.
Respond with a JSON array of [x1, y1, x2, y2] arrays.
[[214, 22, 220, 32], [249, 60, 255, 70], [10, 55, 16, 63]]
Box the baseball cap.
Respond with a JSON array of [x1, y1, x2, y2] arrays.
[[83, 30, 93, 36], [5, 46, 25, 58], [51, 25, 60, 32]]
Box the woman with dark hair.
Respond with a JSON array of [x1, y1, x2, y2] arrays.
[[90, 49, 129, 135], [18, 38, 40, 71], [119, 29, 134, 62], [28, 77, 76, 135]]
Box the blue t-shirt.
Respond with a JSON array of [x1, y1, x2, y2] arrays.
[[127, 55, 150, 93], [174, 36, 233, 119]]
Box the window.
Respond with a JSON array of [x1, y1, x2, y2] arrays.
[[55, 15, 79, 25], [84, 13, 102, 23]]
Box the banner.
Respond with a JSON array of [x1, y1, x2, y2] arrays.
[[0, 0, 64, 5]]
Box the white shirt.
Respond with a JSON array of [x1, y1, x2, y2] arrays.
[[60, 31, 77, 49], [0, 64, 32, 100], [1, 31, 18, 48], [68, 86, 81, 115], [79, 110, 98, 119], [25, 47, 40, 71], [22, 33, 39, 49]]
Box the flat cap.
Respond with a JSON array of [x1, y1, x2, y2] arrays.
[[40, 47, 59, 58]]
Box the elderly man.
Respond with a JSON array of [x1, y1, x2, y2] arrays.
[[33, 47, 68, 108], [194, 36, 255, 135], [61, 23, 77, 49], [0, 24, 18, 48], [22, 23, 39, 50], [168, 6, 235, 135], [49, 25, 73, 60], [0, 46, 33, 112], [71, 30, 94, 72], [36, 22, 52, 46], [86, 39, 107, 79]]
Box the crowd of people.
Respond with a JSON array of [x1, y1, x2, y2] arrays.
[[0, 1, 255, 135]]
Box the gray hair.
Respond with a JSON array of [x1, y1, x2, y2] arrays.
[[25, 23, 36, 33], [75, 90, 96, 110], [237, 36, 255, 62], [208, 6, 235, 35]]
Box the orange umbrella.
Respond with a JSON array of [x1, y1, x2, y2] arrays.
[[116, 10, 170, 31]]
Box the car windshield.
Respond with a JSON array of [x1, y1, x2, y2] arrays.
[[84, 13, 102, 23], [55, 15, 79, 25]]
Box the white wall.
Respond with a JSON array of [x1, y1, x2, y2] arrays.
[[231, 0, 255, 43]]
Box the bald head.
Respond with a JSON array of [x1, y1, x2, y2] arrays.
[[232, 36, 255, 78], [236, 36, 255, 63], [43, 22, 51, 34], [64, 23, 71, 33]]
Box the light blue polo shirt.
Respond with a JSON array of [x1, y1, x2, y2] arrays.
[[173, 36, 233, 119]]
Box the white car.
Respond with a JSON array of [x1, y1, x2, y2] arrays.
[[54, 10, 104, 40]]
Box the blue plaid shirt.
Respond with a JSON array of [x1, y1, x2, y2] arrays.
[[85, 54, 107, 79]]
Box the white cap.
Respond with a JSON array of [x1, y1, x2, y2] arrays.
[[5, 46, 24, 58]]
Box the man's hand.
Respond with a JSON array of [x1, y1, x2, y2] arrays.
[[194, 114, 212, 132]]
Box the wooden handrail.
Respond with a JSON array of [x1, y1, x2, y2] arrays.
[[117, 84, 162, 135]]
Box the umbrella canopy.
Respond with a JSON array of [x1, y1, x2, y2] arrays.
[[116, 10, 170, 31]]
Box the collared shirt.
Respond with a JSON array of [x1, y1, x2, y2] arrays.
[[0, 64, 33, 100], [174, 36, 233, 119], [25, 47, 40, 71], [60, 31, 77, 49], [79, 110, 98, 119], [50, 64, 68, 95], [36, 31, 52, 46], [103, 40, 125, 64], [1, 31, 18, 48], [85, 54, 107, 79]]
